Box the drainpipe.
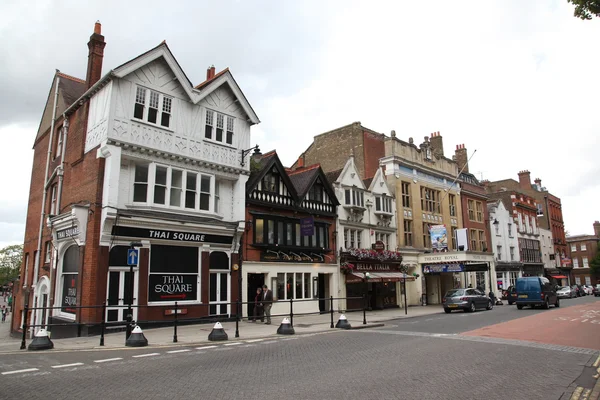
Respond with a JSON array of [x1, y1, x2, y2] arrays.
[[32, 74, 60, 291], [56, 115, 68, 212]]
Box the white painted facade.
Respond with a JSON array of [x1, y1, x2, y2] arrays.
[[539, 227, 554, 270], [488, 200, 522, 290]]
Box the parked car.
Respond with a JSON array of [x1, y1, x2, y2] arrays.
[[584, 285, 594, 295], [503, 286, 517, 305], [578, 284, 589, 296], [515, 276, 559, 309], [442, 288, 494, 313], [595, 285, 600, 297], [571, 285, 582, 297], [556, 286, 575, 299]]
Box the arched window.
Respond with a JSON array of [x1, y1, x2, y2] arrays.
[[60, 246, 79, 315]]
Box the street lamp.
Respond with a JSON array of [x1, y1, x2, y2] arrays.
[[363, 272, 371, 325], [126, 241, 143, 340], [240, 145, 261, 167]]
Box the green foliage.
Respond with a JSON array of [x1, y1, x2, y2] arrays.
[[567, 0, 600, 20], [0, 244, 23, 285]]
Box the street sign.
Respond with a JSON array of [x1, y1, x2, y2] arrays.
[[127, 249, 139, 266]]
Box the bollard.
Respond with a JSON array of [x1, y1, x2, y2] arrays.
[[100, 302, 106, 346], [289, 298, 294, 327], [277, 317, 295, 335], [173, 301, 178, 343], [330, 296, 334, 328], [126, 325, 148, 347], [363, 294, 367, 325], [28, 328, 54, 351], [208, 322, 228, 341], [235, 299, 240, 338], [335, 314, 352, 329]]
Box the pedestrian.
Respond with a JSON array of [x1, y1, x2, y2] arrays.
[[489, 291, 496, 305], [252, 287, 264, 323], [1, 306, 6, 323], [261, 284, 273, 325]]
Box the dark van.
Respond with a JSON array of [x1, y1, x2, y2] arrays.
[[515, 276, 559, 310]]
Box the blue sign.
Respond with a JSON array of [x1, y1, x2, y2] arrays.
[[127, 249, 139, 266], [423, 263, 464, 274], [300, 217, 314, 236]]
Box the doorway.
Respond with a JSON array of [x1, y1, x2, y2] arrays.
[[318, 273, 330, 313], [209, 272, 229, 316], [247, 273, 265, 317], [106, 269, 138, 322]]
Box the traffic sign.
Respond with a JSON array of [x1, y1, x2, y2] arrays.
[[127, 249, 139, 266]]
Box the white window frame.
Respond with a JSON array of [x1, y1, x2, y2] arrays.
[[133, 86, 173, 129], [344, 188, 365, 207], [496, 245, 502, 261], [375, 195, 393, 213], [507, 223, 513, 237], [44, 241, 52, 263], [275, 272, 312, 300], [509, 246, 515, 261], [204, 109, 235, 146], [50, 185, 57, 215], [581, 243, 587, 251], [583, 257, 589, 268], [571, 244, 577, 252], [375, 232, 390, 249], [573, 258, 579, 268]]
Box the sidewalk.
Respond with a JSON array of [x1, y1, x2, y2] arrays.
[[0, 304, 443, 353]]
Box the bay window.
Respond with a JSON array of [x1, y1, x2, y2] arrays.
[[254, 216, 329, 249], [375, 195, 392, 213]]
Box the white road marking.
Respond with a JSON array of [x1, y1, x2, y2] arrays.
[[196, 345, 217, 350], [51, 363, 84, 369], [246, 339, 265, 343], [132, 353, 160, 358], [166, 349, 191, 354], [224, 342, 242, 346], [2, 368, 39, 375], [94, 358, 123, 363], [261, 340, 278, 344]]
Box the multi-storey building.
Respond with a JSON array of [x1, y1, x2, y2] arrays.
[[487, 200, 522, 290], [323, 154, 407, 312], [242, 151, 339, 317], [296, 123, 496, 306], [485, 187, 544, 278], [485, 171, 568, 278], [566, 221, 600, 286], [13, 23, 260, 337]]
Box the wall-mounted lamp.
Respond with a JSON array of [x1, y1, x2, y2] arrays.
[[240, 144, 261, 167], [493, 219, 499, 225]]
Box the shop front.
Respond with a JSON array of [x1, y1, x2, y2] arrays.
[[545, 268, 570, 287], [495, 262, 523, 291], [419, 252, 496, 305], [522, 263, 544, 277]]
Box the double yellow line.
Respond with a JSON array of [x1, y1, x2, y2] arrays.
[[570, 355, 600, 400]]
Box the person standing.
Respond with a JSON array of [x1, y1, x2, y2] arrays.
[[1, 306, 6, 323], [252, 287, 264, 322], [262, 284, 273, 325]]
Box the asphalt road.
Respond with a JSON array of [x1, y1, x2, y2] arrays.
[[1, 296, 598, 400]]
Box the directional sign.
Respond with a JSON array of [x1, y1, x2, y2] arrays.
[[127, 249, 139, 266]]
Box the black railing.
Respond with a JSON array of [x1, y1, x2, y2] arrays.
[[18, 295, 366, 350]]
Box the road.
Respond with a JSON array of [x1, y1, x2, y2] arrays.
[[1, 296, 599, 400]]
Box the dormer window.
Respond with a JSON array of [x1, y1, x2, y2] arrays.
[[262, 171, 279, 193], [344, 188, 364, 208], [134, 86, 172, 128], [375, 195, 392, 213], [308, 184, 323, 202], [425, 148, 432, 160], [205, 109, 234, 145]]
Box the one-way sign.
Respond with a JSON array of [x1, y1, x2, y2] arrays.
[[127, 249, 139, 266]]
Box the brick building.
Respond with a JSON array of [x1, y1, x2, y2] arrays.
[[566, 221, 600, 286], [242, 151, 339, 317], [13, 23, 260, 337]]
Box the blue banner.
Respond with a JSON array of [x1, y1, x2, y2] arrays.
[[300, 217, 314, 236], [423, 263, 464, 274]]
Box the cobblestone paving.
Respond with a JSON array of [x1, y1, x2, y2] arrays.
[[1, 329, 594, 400]]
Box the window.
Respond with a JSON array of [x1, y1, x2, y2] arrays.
[[403, 220, 413, 246], [581, 244, 587, 251], [214, 181, 220, 213], [478, 230, 487, 252], [276, 272, 312, 300], [575, 276, 581, 285], [60, 246, 79, 315], [450, 227, 456, 250], [375, 232, 390, 249], [475, 201, 483, 222], [509, 271, 518, 287], [148, 245, 199, 303], [469, 229, 478, 251], [571, 244, 576, 252], [497, 245, 502, 260], [204, 109, 234, 145], [54, 124, 63, 159], [200, 175, 211, 211], [467, 200, 475, 221], [255, 219, 264, 243], [421, 187, 440, 213], [344, 228, 363, 249], [134, 164, 149, 202], [508, 223, 513, 237], [375, 195, 392, 213], [583, 257, 589, 268], [256, 217, 329, 249], [44, 241, 52, 264], [518, 213, 523, 232], [401, 182, 411, 208], [133, 86, 172, 128], [49, 185, 57, 215], [585, 276, 591, 286], [154, 166, 167, 204], [262, 170, 279, 193], [448, 194, 456, 217], [308, 183, 324, 202], [510, 247, 515, 261], [185, 172, 197, 209], [344, 188, 364, 207], [170, 169, 183, 207], [23, 253, 30, 287], [423, 223, 433, 248], [494, 223, 500, 235]]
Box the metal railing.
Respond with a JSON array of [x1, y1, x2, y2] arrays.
[[18, 294, 369, 350]]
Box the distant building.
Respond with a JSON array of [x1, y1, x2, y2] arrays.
[[487, 200, 522, 290], [566, 221, 600, 286]]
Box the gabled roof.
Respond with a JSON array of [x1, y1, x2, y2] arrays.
[[66, 41, 260, 124], [195, 68, 230, 90], [288, 164, 340, 205], [367, 167, 391, 195], [35, 71, 87, 142], [246, 151, 298, 199], [324, 168, 343, 185], [363, 178, 374, 189]]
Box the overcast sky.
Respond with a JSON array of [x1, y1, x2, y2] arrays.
[[1, 0, 599, 248]]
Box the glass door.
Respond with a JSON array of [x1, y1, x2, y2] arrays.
[[106, 269, 138, 322], [209, 272, 228, 316]]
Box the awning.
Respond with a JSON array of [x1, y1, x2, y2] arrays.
[[346, 272, 416, 283], [551, 275, 567, 279]]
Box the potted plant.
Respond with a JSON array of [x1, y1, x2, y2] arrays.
[[340, 262, 356, 275]]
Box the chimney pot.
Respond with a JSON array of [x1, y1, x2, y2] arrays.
[[94, 21, 101, 35], [86, 20, 106, 89], [206, 65, 216, 81]]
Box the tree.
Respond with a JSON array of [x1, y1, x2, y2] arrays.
[[0, 244, 23, 285], [567, 0, 600, 20], [590, 244, 600, 278]]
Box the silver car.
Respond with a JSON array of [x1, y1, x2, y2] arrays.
[[442, 288, 493, 313], [556, 286, 574, 299]]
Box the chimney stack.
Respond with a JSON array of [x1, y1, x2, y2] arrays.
[[206, 65, 216, 81], [594, 221, 600, 238], [454, 144, 469, 173], [430, 131, 444, 157], [534, 178, 542, 191], [518, 170, 531, 190], [86, 21, 106, 89]]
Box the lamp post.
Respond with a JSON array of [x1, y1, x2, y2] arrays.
[[240, 145, 261, 167], [126, 241, 143, 340], [363, 272, 370, 325]]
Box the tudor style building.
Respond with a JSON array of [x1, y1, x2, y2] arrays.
[[13, 23, 259, 338], [241, 151, 339, 318]]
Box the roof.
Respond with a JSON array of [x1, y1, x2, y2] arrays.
[[566, 234, 599, 242], [288, 165, 321, 197], [362, 178, 374, 188], [246, 150, 298, 199], [323, 168, 343, 185], [195, 68, 230, 90]]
